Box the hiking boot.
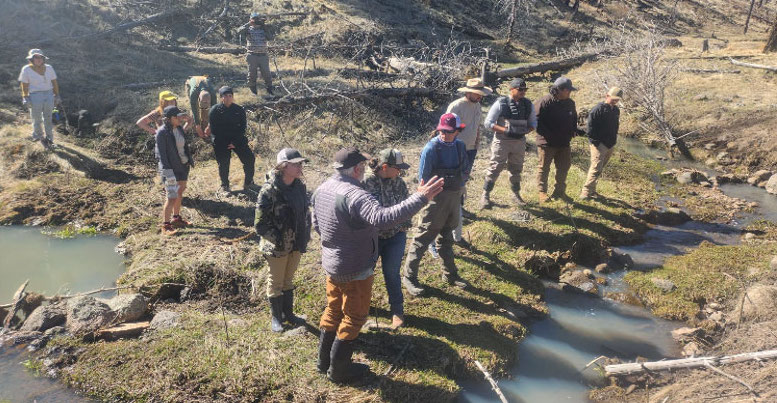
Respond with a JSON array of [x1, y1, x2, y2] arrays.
[[327, 338, 370, 383], [443, 273, 469, 289], [479, 191, 493, 210], [281, 289, 306, 325], [512, 192, 527, 206], [249, 84, 257, 95], [171, 215, 191, 228], [402, 276, 425, 297], [538, 192, 550, 204], [160, 222, 177, 236], [552, 192, 572, 202], [269, 296, 284, 333], [455, 238, 471, 248], [317, 330, 336, 374], [217, 184, 231, 196]]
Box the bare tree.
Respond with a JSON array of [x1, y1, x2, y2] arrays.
[[495, 0, 535, 43], [745, 0, 757, 34], [765, 14, 777, 52]]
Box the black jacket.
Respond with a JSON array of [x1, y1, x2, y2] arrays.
[[208, 103, 247, 144], [155, 125, 193, 180], [586, 102, 620, 148], [535, 94, 578, 148]]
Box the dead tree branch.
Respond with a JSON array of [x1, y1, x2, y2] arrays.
[[496, 52, 605, 78], [3, 280, 29, 328], [474, 360, 509, 403], [729, 57, 777, 72], [605, 349, 777, 376]]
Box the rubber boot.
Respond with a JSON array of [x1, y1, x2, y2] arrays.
[[480, 181, 494, 210], [269, 296, 284, 332], [317, 330, 336, 374], [327, 338, 370, 383], [282, 289, 306, 325]]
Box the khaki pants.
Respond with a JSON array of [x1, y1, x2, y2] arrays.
[[404, 188, 462, 280], [319, 275, 375, 340], [265, 251, 301, 298], [536, 145, 572, 195], [246, 53, 272, 89], [484, 137, 526, 187], [581, 143, 615, 197]]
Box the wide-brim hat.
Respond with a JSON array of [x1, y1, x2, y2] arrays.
[[26, 49, 47, 60], [457, 78, 492, 96]]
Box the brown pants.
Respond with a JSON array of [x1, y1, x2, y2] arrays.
[[319, 275, 375, 340], [265, 251, 301, 298], [536, 145, 572, 195], [403, 188, 462, 280], [484, 137, 526, 187], [581, 143, 615, 197], [246, 53, 272, 88]]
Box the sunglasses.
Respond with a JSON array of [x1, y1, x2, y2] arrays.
[[441, 129, 458, 134]]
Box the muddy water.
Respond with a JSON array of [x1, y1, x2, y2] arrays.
[[0, 226, 125, 403]]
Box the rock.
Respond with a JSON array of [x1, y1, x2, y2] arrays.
[[20, 302, 66, 332], [595, 263, 610, 273], [682, 341, 702, 357], [66, 297, 114, 334], [692, 94, 708, 101], [715, 174, 741, 184], [676, 171, 695, 184], [766, 174, 777, 195], [104, 294, 147, 323], [705, 158, 718, 167], [708, 311, 725, 323], [560, 270, 599, 295], [636, 208, 691, 225], [743, 232, 756, 241], [595, 277, 608, 286], [699, 181, 712, 188], [716, 151, 729, 161], [607, 252, 634, 271], [43, 326, 65, 337], [750, 170, 772, 184], [150, 310, 181, 331], [651, 278, 676, 293], [757, 180, 769, 189], [708, 302, 723, 311], [671, 327, 703, 342], [11, 331, 43, 345], [704, 143, 716, 151], [736, 285, 777, 322], [770, 256, 777, 271], [660, 169, 679, 178], [583, 269, 594, 278], [605, 292, 642, 306]]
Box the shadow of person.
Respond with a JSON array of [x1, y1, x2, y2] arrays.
[[54, 145, 138, 183], [182, 195, 254, 226]]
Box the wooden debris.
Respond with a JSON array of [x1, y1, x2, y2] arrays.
[[159, 45, 245, 55], [681, 68, 741, 74], [96, 321, 150, 341], [3, 280, 29, 329], [729, 57, 777, 72], [245, 87, 441, 109], [474, 360, 509, 403], [496, 52, 605, 78], [605, 349, 777, 376]]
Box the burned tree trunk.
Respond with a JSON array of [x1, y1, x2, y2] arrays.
[[745, 0, 757, 34], [765, 15, 777, 52], [507, 0, 517, 44]]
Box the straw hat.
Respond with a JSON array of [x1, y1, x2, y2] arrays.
[[457, 78, 493, 96], [26, 49, 47, 61]]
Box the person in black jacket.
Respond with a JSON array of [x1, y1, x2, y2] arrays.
[[581, 87, 622, 199], [205, 86, 257, 194], [155, 106, 195, 236]]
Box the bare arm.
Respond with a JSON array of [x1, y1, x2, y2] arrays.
[[136, 110, 158, 135]]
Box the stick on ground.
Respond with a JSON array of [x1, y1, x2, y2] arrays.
[[474, 360, 509, 403]]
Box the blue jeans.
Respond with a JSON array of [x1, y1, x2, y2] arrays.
[[378, 231, 406, 317], [464, 149, 477, 179]]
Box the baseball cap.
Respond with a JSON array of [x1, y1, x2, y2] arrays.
[[333, 147, 370, 170], [436, 112, 466, 132], [509, 78, 528, 89], [377, 148, 411, 170], [163, 105, 187, 118], [276, 148, 308, 165], [250, 12, 262, 19], [553, 76, 577, 91], [218, 86, 234, 96], [159, 90, 177, 102], [607, 87, 623, 100]]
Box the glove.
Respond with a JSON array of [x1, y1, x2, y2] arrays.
[[54, 95, 62, 105], [22, 96, 30, 107]]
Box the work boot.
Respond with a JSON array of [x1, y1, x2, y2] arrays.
[[327, 338, 370, 383], [317, 330, 337, 374], [538, 192, 550, 204], [401, 276, 425, 297], [218, 184, 231, 196], [552, 191, 572, 202], [443, 273, 469, 290], [281, 289, 306, 325], [511, 185, 526, 206], [479, 190, 492, 210], [249, 84, 257, 95], [269, 296, 284, 333]]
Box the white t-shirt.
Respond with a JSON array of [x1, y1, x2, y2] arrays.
[[18, 64, 57, 93], [446, 97, 482, 151]]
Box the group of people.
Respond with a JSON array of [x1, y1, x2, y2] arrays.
[[17, 27, 624, 384]]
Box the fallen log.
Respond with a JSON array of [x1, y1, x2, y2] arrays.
[[3, 280, 29, 329], [680, 68, 741, 74], [246, 87, 441, 109], [96, 321, 150, 341], [496, 52, 605, 78], [159, 45, 245, 54], [605, 349, 777, 376], [729, 57, 777, 72]]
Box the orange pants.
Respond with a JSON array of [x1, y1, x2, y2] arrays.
[[319, 275, 375, 340]]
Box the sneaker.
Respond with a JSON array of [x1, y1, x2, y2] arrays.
[[160, 222, 177, 236], [428, 243, 440, 259], [171, 216, 191, 228], [443, 274, 469, 289]]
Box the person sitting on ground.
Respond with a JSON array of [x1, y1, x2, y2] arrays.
[[313, 147, 443, 384], [255, 148, 312, 333], [481, 77, 537, 209], [155, 106, 195, 236], [402, 113, 469, 297], [237, 12, 274, 96], [535, 76, 581, 203], [137, 91, 198, 137], [363, 149, 413, 330], [581, 87, 622, 200], [206, 86, 258, 194], [185, 75, 217, 135], [18, 49, 61, 149]]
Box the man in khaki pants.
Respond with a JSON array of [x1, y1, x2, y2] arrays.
[[581, 87, 622, 199], [237, 12, 273, 95]]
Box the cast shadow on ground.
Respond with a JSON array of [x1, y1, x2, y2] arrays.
[[182, 196, 254, 226], [54, 145, 138, 184]]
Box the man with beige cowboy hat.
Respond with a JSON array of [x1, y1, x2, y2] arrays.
[[445, 78, 491, 243], [580, 86, 623, 200]]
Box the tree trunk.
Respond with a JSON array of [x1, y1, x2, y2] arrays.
[[745, 0, 757, 34], [506, 0, 517, 44], [765, 15, 777, 52]]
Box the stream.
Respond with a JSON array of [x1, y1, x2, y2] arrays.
[[461, 137, 777, 402], [0, 226, 125, 403]]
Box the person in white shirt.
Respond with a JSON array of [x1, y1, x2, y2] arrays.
[[18, 49, 61, 148]]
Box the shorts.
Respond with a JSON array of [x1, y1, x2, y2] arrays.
[[160, 166, 189, 199]]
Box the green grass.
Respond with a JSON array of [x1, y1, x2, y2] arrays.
[[41, 224, 98, 239]]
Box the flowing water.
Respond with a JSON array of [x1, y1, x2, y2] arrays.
[[0, 226, 125, 402]]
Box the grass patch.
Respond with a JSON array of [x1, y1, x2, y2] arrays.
[[42, 224, 98, 239]]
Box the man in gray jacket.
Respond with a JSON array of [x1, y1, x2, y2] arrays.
[[313, 147, 443, 383]]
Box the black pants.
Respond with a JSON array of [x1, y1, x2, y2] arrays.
[[214, 136, 255, 187]]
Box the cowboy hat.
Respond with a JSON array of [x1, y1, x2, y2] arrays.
[[26, 49, 47, 60], [457, 78, 493, 96]]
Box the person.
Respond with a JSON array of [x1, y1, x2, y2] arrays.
[[155, 106, 195, 236], [313, 147, 443, 383], [255, 148, 311, 332], [184, 75, 216, 133], [402, 113, 469, 297], [480, 78, 537, 209], [137, 91, 199, 137], [362, 149, 413, 330], [534, 76, 580, 203], [447, 78, 491, 240], [581, 87, 622, 200], [237, 12, 274, 95], [206, 86, 257, 193], [18, 49, 61, 149]]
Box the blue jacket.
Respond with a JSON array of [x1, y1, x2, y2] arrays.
[[418, 137, 468, 184]]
